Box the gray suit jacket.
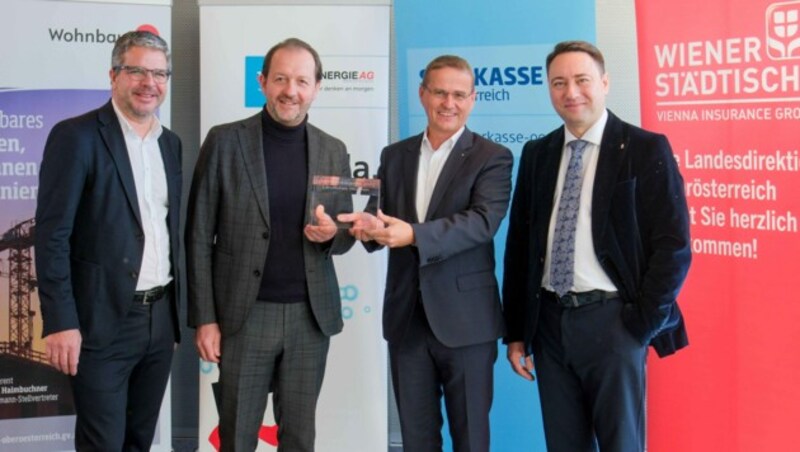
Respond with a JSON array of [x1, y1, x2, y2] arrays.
[[186, 112, 354, 337]]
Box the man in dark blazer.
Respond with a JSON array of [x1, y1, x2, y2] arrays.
[[35, 31, 182, 451], [503, 41, 691, 452], [186, 38, 354, 452], [342, 55, 512, 452]]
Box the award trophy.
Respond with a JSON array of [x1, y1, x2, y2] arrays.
[[309, 175, 381, 228]]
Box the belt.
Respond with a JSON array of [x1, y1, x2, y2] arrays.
[[541, 289, 619, 308], [133, 284, 170, 305]]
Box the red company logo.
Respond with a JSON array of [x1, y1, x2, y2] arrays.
[[137, 24, 160, 36], [766, 1, 800, 60], [208, 424, 278, 450]]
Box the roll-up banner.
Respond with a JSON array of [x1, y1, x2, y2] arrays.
[[395, 1, 595, 450], [0, 1, 173, 451], [197, 2, 390, 451], [636, 0, 800, 450]]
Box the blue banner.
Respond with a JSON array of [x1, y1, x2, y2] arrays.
[[395, 1, 595, 450]]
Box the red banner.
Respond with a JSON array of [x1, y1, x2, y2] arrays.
[[636, 0, 800, 450]]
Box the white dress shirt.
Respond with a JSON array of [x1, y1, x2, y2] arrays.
[[416, 126, 466, 222], [543, 110, 617, 293], [112, 101, 172, 291]]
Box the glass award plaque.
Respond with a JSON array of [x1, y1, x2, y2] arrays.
[[309, 175, 381, 228]]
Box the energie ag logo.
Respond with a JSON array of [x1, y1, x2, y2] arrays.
[[243, 55, 380, 107]]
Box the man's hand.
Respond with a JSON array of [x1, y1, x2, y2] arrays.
[[196, 323, 222, 363], [304, 205, 338, 243], [367, 210, 415, 248], [338, 211, 385, 242], [507, 341, 535, 381], [45, 329, 82, 376]]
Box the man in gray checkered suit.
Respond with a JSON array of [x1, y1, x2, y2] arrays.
[[186, 38, 354, 452]]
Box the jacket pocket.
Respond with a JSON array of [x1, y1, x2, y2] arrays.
[[456, 270, 497, 292]]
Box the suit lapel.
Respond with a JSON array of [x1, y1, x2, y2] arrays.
[[306, 125, 322, 224], [238, 113, 270, 226], [98, 101, 142, 229], [425, 129, 474, 221], [536, 128, 565, 249], [158, 132, 181, 236], [591, 111, 628, 243], [402, 136, 422, 223]]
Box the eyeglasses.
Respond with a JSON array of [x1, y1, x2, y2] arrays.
[[422, 86, 473, 103], [114, 65, 171, 84]]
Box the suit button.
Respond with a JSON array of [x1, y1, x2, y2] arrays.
[[131, 271, 138, 279], [262, 231, 269, 239], [254, 269, 261, 277]]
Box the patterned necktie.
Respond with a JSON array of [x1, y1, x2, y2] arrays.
[[550, 139, 589, 296]]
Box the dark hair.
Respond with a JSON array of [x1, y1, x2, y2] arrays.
[[421, 55, 474, 89], [111, 30, 170, 70], [546, 40, 605, 74], [261, 37, 322, 82]]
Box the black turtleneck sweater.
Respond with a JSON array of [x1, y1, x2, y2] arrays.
[[257, 109, 309, 303]]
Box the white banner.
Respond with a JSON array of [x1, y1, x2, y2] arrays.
[[0, 1, 172, 451], [198, 3, 390, 452]]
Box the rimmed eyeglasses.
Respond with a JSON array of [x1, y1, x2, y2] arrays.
[[114, 65, 171, 84]]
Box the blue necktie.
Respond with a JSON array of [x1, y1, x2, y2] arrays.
[[550, 139, 589, 296]]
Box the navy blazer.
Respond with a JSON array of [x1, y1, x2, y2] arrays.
[[371, 128, 513, 348], [35, 100, 182, 350], [503, 111, 691, 358]]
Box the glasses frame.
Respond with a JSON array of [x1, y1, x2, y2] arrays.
[[421, 85, 474, 103], [114, 65, 172, 84]]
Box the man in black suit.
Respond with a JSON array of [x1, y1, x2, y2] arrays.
[[503, 41, 691, 451], [35, 30, 182, 451], [342, 55, 513, 452]]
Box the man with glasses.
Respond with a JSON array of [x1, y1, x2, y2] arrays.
[[341, 55, 512, 452], [35, 30, 182, 451]]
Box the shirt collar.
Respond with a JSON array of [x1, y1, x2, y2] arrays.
[[422, 125, 466, 152], [564, 109, 608, 148], [111, 99, 163, 140]]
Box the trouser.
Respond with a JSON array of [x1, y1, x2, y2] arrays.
[[218, 301, 329, 452], [534, 294, 647, 452], [72, 290, 175, 451]]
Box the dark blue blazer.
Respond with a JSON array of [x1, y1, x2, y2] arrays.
[[371, 128, 513, 348], [35, 100, 182, 350], [503, 111, 691, 357]]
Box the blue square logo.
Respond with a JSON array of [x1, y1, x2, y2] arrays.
[[245, 56, 265, 108]]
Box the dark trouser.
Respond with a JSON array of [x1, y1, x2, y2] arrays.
[[71, 290, 176, 451], [389, 302, 497, 452], [218, 301, 329, 452], [534, 293, 647, 452]]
